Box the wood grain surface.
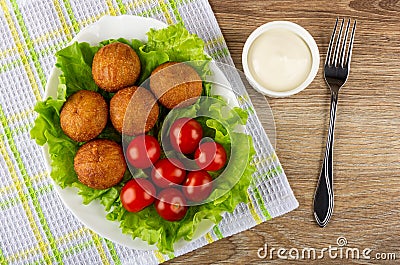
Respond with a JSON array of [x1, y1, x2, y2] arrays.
[[166, 0, 400, 264]]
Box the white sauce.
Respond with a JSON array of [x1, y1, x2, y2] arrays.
[[247, 28, 312, 92]]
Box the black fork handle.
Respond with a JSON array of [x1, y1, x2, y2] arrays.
[[313, 91, 338, 227]]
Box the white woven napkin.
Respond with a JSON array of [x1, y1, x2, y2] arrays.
[[0, 0, 298, 264]]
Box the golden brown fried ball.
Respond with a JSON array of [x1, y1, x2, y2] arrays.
[[149, 62, 203, 109], [74, 139, 127, 189], [110, 86, 159, 136], [92, 42, 141, 92], [60, 90, 108, 142]]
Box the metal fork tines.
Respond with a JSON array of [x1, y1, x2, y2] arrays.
[[324, 18, 357, 94], [313, 18, 356, 228]]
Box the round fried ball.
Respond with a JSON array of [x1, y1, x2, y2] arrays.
[[60, 90, 108, 142], [74, 139, 127, 189], [110, 86, 159, 136], [92, 42, 141, 92], [150, 62, 203, 109]]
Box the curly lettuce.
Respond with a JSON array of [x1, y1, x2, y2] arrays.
[[30, 23, 255, 254]]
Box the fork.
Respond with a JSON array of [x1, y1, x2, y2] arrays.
[[313, 18, 356, 227]]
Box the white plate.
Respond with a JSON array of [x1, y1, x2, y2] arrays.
[[42, 15, 238, 250]]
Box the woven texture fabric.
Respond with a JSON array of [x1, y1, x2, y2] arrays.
[[0, 0, 298, 264]]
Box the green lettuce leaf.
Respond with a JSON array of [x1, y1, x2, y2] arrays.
[[71, 169, 133, 212], [30, 98, 79, 187], [145, 22, 210, 62], [55, 42, 100, 99], [97, 121, 122, 143], [136, 47, 170, 84]]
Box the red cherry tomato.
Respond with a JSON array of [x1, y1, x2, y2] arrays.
[[182, 171, 213, 202], [120, 178, 156, 212], [151, 158, 186, 188], [155, 188, 188, 221], [126, 135, 161, 169], [194, 142, 227, 171], [169, 118, 203, 154]]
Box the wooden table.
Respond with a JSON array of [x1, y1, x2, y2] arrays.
[[167, 0, 400, 264]]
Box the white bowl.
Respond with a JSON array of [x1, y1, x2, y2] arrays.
[[242, 21, 320, 97]]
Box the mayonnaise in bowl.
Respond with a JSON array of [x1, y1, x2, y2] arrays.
[[242, 21, 319, 97]]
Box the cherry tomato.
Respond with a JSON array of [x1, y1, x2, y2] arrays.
[[155, 188, 188, 221], [169, 118, 203, 154], [120, 178, 156, 212], [151, 158, 186, 188], [182, 171, 213, 202], [126, 135, 161, 169], [194, 142, 227, 171]]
